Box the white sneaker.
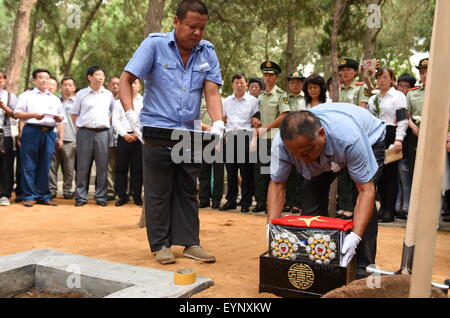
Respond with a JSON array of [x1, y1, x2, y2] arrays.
[[0, 197, 10, 206]]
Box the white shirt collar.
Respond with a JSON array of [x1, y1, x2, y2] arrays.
[[32, 87, 51, 95]]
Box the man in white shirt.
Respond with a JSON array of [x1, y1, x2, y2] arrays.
[[49, 77, 78, 199], [219, 74, 259, 212], [112, 79, 143, 206], [0, 70, 18, 206], [14, 69, 65, 207], [70, 66, 115, 207]]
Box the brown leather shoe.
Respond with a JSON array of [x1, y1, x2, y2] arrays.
[[36, 200, 58, 206], [23, 201, 34, 207]]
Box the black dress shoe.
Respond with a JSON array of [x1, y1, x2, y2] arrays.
[[252, 204, 266, 213], [219, 201, 237, 211], [211, 201, 220, 209], [115, 199, 128, 207], [75, 201, 87, 207], [106, 195, 116, 202], [134, 200, 143, 206], [199, 201, 210, 208], [241, 207, 250, 213], [96, 201, 107, 207], [379, 210, 395, 223], [63, 194, 73, 200]]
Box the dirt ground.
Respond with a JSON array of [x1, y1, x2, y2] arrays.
[[0, 199, 449, 298]]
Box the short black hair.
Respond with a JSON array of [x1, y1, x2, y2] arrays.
[[248, 77, 265, 90], [303, 74, 327, 105], [108, 76, 120, 83], [176, 0, 208, 20], [231, 73, 247, 83], [86, 65, 105, 78], [280, 111, 322, 141], [398, 73, 417, 88], [32, 68, 51, 79], [61, 76, 76, 85]]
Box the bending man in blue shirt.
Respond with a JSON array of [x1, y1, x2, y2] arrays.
[[119, 0, 224, 265], [268, 103, 386, 277]]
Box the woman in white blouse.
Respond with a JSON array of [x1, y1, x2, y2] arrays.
[[367, 67, 408, 223]]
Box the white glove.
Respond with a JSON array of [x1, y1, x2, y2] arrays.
[[210, 120, 225, 151], [125, 109, 143, 143], [340, 232, 362, 267]]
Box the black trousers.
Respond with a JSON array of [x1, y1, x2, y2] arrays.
[[0, 136, 14, 198], [142, 144, 200, 252], [224, 132, 254, 208], [299, 140, 385, 277], [378, 126, 402, 214], [115, 136, 143, 201], [199, 157, 224, 205]]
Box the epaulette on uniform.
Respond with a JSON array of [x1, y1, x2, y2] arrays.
[[355, 81, 365, 86], [408, 86, 421, 91], [147, 32, 168, 38]]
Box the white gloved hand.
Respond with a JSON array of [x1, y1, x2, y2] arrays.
[[340, 232, 362, 267], [210, 120, 225, 151], [125, 109, 143, 143]]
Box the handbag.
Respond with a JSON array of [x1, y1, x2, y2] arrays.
[[384, 147, 403, 164]]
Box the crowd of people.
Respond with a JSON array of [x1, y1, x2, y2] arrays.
[[1, 0, 449, 271], [1, 55, 449, 225], [0, 67, 143, 208]]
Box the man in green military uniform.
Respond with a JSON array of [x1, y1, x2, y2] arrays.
[[284, 70, 306, 213], [199, 97, 224, 209], [337, 58, 371, 220], [406, 57, 428, 174], [253, 61, 291, 213]]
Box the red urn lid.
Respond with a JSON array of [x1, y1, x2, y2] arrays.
[[271, 215, 353, 232]]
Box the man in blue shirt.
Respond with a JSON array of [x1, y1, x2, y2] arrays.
[[268, 103, 386, 277], [119, 0, 224, 265]]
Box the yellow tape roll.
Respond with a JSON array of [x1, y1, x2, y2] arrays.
[[174, 268, 197, 285]]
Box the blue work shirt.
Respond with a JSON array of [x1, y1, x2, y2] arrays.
[[271, 103, 386, 184], [124, 30, 222, 130]]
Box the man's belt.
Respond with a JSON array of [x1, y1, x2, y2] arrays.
[[143, 126, 216, 148], [81, 127, 109, 132], [26, 123, 54, 132]]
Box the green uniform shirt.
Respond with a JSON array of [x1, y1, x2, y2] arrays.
[[258, 85, 290, 139], [406, 87, 425, 118], [338, 79, 370, 106], [288, 93, 306, 111], [200, 97, 212, 126]]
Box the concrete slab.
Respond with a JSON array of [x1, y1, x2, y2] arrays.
[[0, 249, 213, 298]]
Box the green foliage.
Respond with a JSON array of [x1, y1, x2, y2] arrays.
[[1, 0, 435, 94]]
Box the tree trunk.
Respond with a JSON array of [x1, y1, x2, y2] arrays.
[[24, 1, 41, 90], [362, 0, 383, 60], [6, 0, 38, 94], [139, 0, 165, 229], [144, 0, 165, 37], [284, 15, 296, 90], [328, 0, 347, 216]]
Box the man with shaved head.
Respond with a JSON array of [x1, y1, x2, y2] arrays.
[[267, 103, 386, 278]]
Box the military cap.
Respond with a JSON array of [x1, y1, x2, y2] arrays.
[[338, 58, 359, 71], [416, 58, 429, 69], [287, 70, 305, 81], [248, 77, 266, 90], [260, 61, 281, 75]]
